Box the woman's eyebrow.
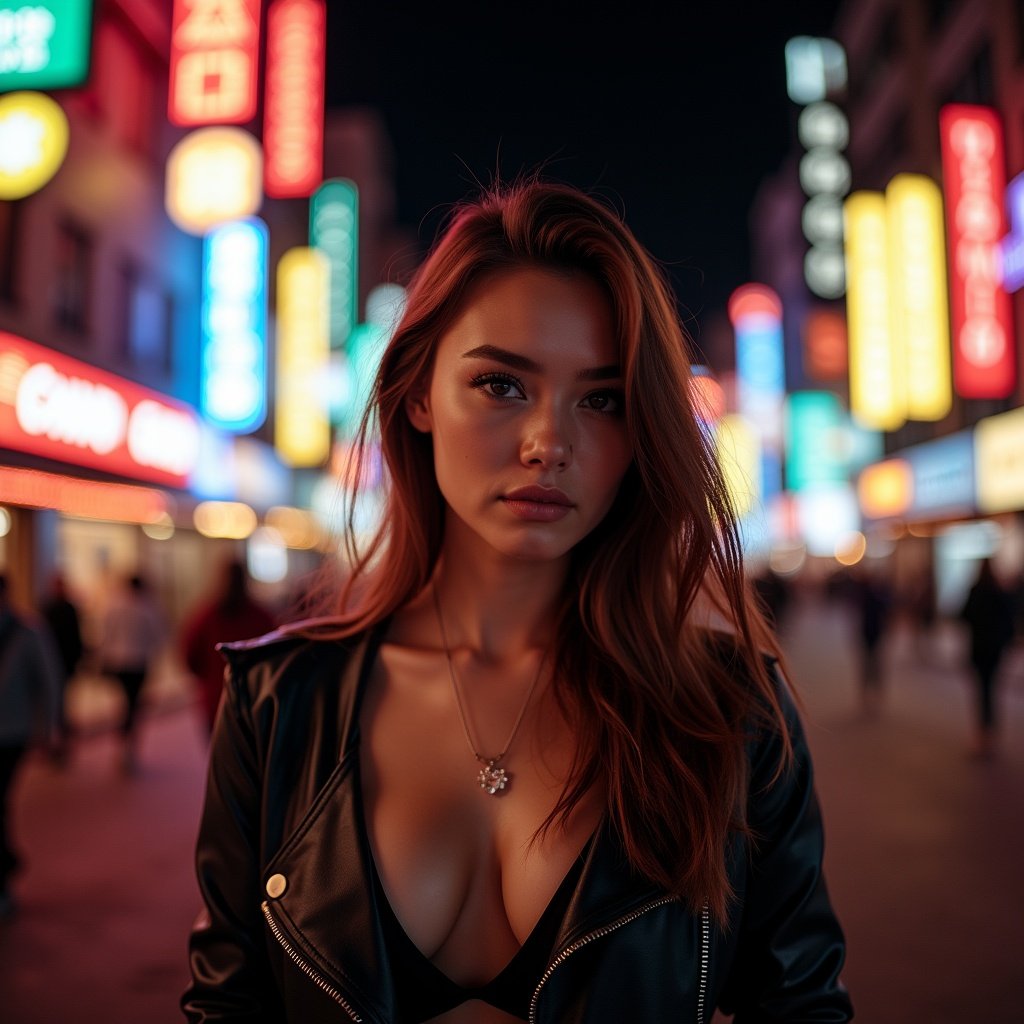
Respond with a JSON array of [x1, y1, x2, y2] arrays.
[[461, 344, 621, 381]]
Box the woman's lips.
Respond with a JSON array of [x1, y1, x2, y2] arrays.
[[501, 498, 573, 522], [500, 487, 574, 522]]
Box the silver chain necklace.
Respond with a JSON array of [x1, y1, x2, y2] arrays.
[[431, 582, 547, 795]]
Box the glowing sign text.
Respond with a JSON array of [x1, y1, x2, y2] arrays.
[[202, 218, 267, 432], [0, 1, 93, 92], [0, 332, 200, 486], [165, 126, 262, 235], [939, 105, 1015, 398], [264, 0, 326, 198], [168, 0, 260, 126]]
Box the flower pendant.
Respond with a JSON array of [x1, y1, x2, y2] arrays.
[[478, 761, 509, 795]]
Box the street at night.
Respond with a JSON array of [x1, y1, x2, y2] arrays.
[[2, 596, 1022, 1023]]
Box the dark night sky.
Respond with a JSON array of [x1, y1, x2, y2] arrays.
[[325, 1, 845, 335]]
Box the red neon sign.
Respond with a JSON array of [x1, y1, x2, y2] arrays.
[[169, 0, 262, 127], [264, 0, 326, 198], [939, 105, 1016, 398], [0, 332, 201, 488]]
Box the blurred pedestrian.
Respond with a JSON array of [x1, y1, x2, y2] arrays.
[[41, 573, 83, 764], [180, 560, 275, 734], [0, 574, 62, 918], [97, 574, 165, 774], [852, 564, 893, 716], [959, 559, 1016, 758]]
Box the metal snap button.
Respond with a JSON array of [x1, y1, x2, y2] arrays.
[[265, 873, 287, 898]]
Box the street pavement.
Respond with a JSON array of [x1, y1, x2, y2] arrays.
[[1, 596, 1022, 1023]]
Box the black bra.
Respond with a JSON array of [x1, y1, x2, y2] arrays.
[[370, 842, 585, 1023]]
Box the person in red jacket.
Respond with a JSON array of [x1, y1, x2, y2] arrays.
[[181, 560, 276, 734]]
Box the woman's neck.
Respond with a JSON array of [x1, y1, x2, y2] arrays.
[[429, 533, 568, 663]]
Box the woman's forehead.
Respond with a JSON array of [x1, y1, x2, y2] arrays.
[[436, 266, 619, 368]]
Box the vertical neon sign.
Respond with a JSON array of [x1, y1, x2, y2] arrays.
[[201, 218, 267, 432], [168, 0, 261, 126], [845, 191, 904, 430], [886, 173, 952, 421], [939, 105, 1015, 399], [264, 0, 326, 198], [310, 178, 358, 350], [729, 284, 786, 450], [275, 247, 330, 466]]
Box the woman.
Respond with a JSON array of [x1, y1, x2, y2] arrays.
[[183, 181, 851, 1022]]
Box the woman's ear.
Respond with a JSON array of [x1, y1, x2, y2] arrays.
[[405, 389, 432, 433]]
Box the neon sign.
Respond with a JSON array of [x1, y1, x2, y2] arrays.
[[0, 89, 68, 199], [168, 0, 260, 126], [886, 174, 951, 422], [999, 171, 1024, 291], [728, 284, 785, 449], [0, 1, 93, 92], [844, 191, 904, 431], [939, 105, 1015, 399], [310, 178, 358, 350], [165, 126, 262, 235], [264, 0, 326, 198], [275, 247, 330, 466], [201, 218, 267, 432], [0, 332, 201, 486]]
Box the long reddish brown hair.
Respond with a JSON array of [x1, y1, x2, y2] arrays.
[[315, 179, 788, 924]]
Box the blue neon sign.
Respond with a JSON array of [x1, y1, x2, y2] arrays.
[[201, 218, 267, 432]]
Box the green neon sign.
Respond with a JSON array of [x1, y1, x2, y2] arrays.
[[310, 178, 359, 351], [0, 1, 93, 93]]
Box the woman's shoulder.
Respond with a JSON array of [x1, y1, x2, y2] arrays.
[[216, 617, 377, 699]]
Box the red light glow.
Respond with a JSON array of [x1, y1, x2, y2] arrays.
[[0, 332, 200, 487], [0, 466, 168, 524], [264, 0, 326, 198], [939, 105, 1016, 398], [169, 0, 261, 127], [727, 284, 783, 326]]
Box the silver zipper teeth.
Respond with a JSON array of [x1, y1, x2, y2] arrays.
[[261, 901, 363, 1022], [528, 896, 675, 1023], [696, 901, 710, 1024]]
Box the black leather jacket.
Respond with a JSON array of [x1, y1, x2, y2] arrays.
[[183, 625, 852, 1023]]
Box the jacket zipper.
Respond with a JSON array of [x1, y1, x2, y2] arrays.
[[696, 901, 710, 1024], [262, 901, 363, 1022], [528, 896, 675, 1023]]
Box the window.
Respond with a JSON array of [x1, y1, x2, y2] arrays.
[[0, 200, 21, 303], [52, 219, 93, 335], [118, 259, 173, 374]]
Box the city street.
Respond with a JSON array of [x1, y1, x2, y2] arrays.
[[1, 596, 1022, 1023]]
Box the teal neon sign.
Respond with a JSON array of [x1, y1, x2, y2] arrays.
[[0, 1, 93, 93], [310, 178, 359, 351]]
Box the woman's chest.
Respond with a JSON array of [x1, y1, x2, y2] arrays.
[[358, 649, 601, 964]]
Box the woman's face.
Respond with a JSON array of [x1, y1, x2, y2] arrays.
[[407, 266, 633, 564]]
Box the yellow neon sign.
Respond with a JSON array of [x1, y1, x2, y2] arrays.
[[886, 174, 952, 422], [845, 191, 906, 431], [165, 127, 263, 235], [0, 91, 69, 200], [275, 247, 330, 466]]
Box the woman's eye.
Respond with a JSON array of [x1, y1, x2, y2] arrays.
[[581, 390, 623, 413], [470, 373, 525, 400]]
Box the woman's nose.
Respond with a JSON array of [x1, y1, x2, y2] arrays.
[[520, 408, 573, 469]]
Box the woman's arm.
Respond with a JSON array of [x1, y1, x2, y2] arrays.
[[718, 668, 853, 1022], [181, 664, 284, 1022]]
